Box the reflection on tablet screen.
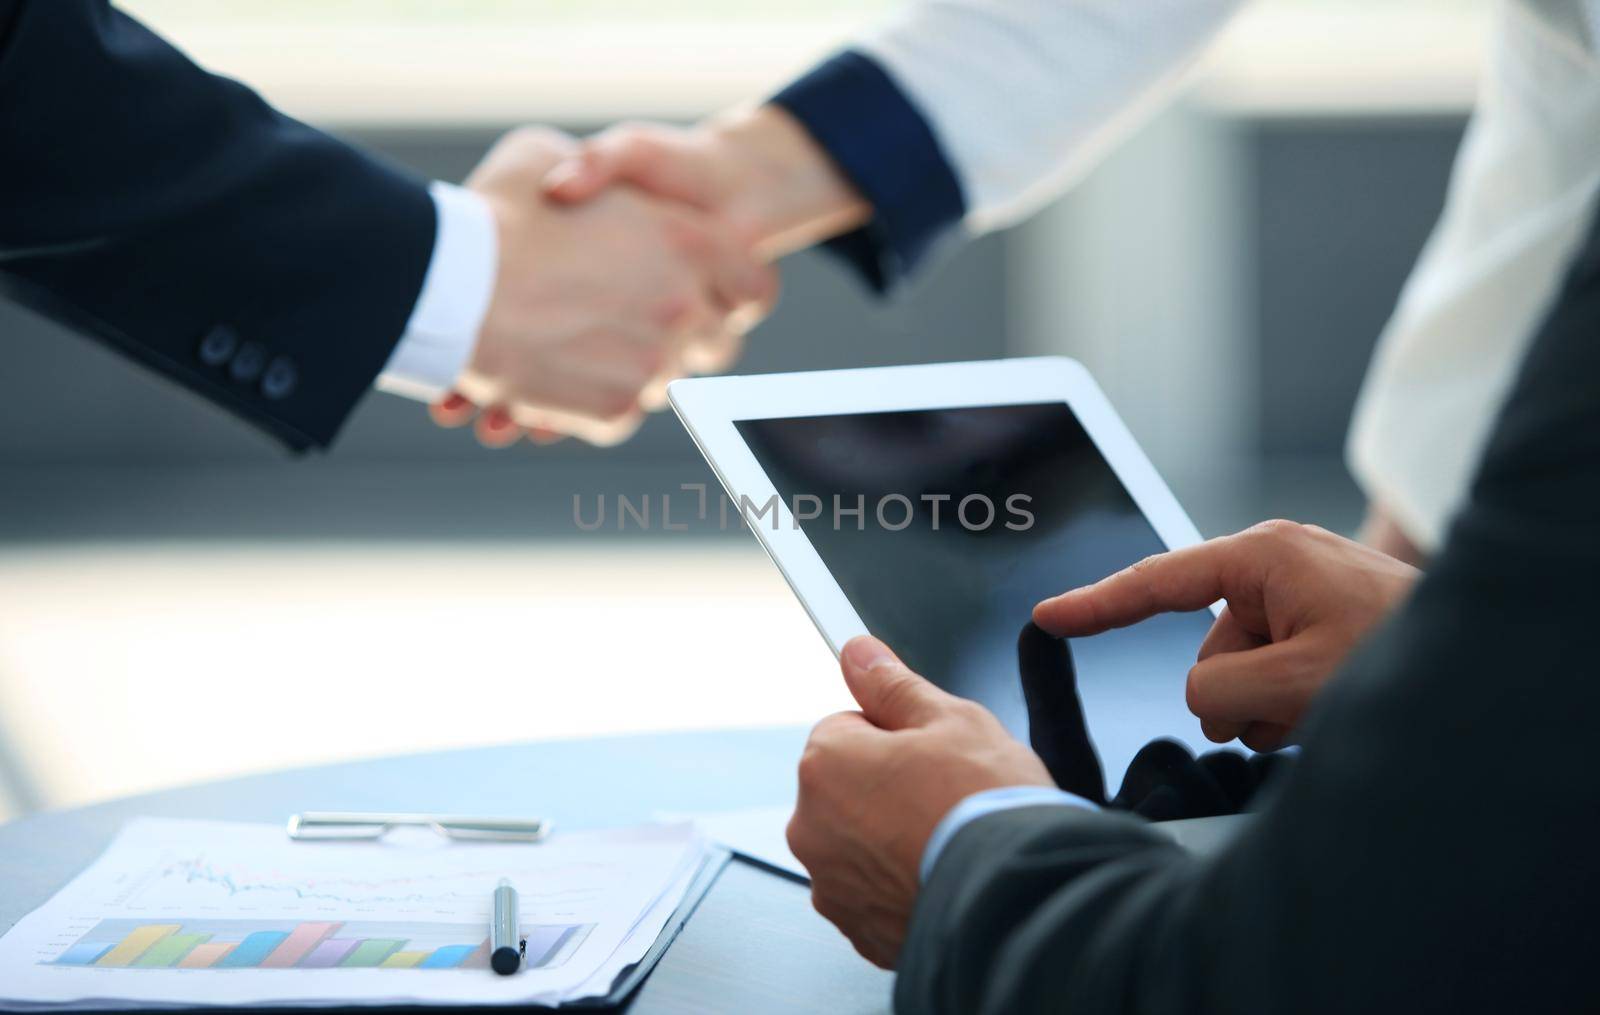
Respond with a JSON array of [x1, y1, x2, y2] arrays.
[[736, 402, 1216, 793]]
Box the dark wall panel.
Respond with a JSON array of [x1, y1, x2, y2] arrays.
[[1252, 118, 1465, 456]]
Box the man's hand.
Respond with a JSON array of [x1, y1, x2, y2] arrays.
[[430, 127, 779, 447], [541, 106, 871, 263], [1034, 520, 1421, 751], [788, 636, 1053, 968]]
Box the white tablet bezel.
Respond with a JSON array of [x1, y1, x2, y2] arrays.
[[669, 356, 1208, 656]]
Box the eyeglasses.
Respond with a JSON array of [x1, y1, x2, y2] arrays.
[[286, 812, 552, 843]]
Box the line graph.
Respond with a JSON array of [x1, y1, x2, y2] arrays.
[[103, 851, 611, 914]]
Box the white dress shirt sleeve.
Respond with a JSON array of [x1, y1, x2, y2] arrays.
[[920, 785, 1098, 883], [1346, 0, 1600, 552], [376, 181, 498, 403], [858, 0, 1246, 234]]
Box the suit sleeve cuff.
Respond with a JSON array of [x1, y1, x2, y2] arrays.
[[770, 50, 966, 293], [376, 181, 497, 402], [920, 786, 1098, 883]]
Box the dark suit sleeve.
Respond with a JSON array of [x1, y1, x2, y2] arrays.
[[0, 0, 437, 451], [895, 213, 1600, 1013], [770, 51, 967, 293]]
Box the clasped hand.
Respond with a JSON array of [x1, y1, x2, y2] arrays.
[[429, 126, 780, 447], [790, 521, 1418, 968], [434, 111, 868, 447]]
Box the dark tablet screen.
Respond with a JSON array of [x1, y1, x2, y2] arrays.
[[736, 402, 1215, 793]]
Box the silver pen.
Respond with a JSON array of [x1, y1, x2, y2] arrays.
[[491, 879, 520, 975]]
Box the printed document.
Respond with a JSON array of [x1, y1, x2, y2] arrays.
[[0, 818, 709, 1010]]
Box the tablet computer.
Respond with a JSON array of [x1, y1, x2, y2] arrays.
[[669, 357, 1218, 791]]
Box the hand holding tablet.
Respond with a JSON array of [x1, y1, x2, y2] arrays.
[[669, 357, 1224, 791]]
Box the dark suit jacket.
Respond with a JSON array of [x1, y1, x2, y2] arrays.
[[0, 0, 436, 450], [896, 218, 1600, 1010]]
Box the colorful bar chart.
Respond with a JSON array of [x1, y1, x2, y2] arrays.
[[215, 931, 289, 968], [339, 938, 404, 968], [49, 919, 592, 972], [300, 938, 358, 969], [258, 922, 339, 969], [96, 924, 179, 967], [133, 933, 210, 968], [178, 942, 236, 969]]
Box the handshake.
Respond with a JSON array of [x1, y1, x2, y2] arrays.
[[431, 108, 870, 447]]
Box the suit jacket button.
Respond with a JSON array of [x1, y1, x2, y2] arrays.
[[229, 341, 267, 382], [197, 326, 238, 367], [261, 356, 298, 400]]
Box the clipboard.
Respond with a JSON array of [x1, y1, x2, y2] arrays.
[[58, 849, 733, 1015], [562, 847, 730, 1009]]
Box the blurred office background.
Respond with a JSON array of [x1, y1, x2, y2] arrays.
[[0, 0, 1482, 818]]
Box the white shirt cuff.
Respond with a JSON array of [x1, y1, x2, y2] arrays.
[[919, 785, 1097, 884], [376, 181, 498, 402]]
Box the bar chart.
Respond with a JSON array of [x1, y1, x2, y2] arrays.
[[49, 919, 592, 972]]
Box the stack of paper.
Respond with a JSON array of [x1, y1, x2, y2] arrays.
[[0, 818, 717, 1011]]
